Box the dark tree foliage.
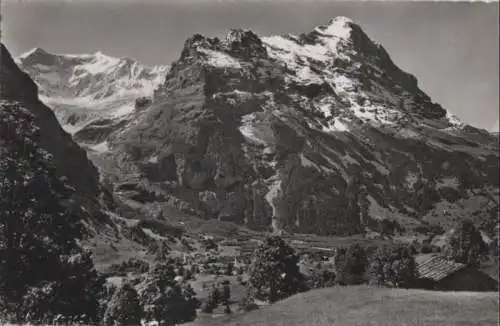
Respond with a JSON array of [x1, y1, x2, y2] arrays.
[[379, 219, 403, 237], [140, 260, 199, 326], [225, 262, 234, 276], [238, 286, 259, 312], [221, 282, 231, 306], [98, 283, 118, 322], [336, 244, 368, 285], [107, 258, 150, 277], [368, 244, 418, 288], [412, 183, 441, 214], [103, 283, 143, 326], [135, 97, 152, 111], [201, 285, 220, 313], [420, 243, 434, 254], [203, 238, 218, 251], [309, 270, 336, 289], [445, 219, 488, 267], [414, 224, 445, 236], [0, 102, 104, 323], [247, 236, 306, 303]]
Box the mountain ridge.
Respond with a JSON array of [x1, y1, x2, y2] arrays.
[[13, 17, 500, 237], [16, 47, 169, 136], [83, 17, 497, 236]]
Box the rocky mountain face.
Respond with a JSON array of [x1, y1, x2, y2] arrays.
[[16, 48, 168, 146], [15, 17, 500, 237], [1, 43, 100, 199]]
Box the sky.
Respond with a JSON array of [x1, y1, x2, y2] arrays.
[[1, 0, 499, 131]]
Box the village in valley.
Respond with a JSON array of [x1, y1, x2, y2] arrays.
[[95, 214, 499, 324]]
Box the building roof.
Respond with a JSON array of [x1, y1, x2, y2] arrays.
[[415, 254, 466, 282]]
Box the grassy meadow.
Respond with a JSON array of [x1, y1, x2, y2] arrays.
[[187, 285, 499, 326]]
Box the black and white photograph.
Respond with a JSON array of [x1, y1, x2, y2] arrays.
[[0, 0, 498, 325]]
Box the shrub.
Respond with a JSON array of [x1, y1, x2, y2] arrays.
[[221, 281, 231, 306], [378, 219, 403, 236], [310, 270, 336, 289], [239, 288, 258, 312], [335, 244, 368, 285], [414, 225, 430, 234], [139, 261, 199, 325], [414, 224, 444, 236], [420, 243, 434, 254], [429, 224, 445, 236], [247, 236, 306, 303], [225, 262, 234, 276], [368, 244, 418, 288], [108, 258, 150, 276], [444, 219, 488, 267], [103, 283, 143, 326], [201, 286, 219, 314], [203, 238, 218, 251]]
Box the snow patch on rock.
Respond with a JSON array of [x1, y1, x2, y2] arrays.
[[89, 141, 109, 153], [198, 47, 241, 69], [446, 111, 465, 129], [265, 177, 282, 232]]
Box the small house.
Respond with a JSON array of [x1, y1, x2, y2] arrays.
[[415, 254, 498, 292]]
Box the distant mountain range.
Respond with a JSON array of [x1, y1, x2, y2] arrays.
[[12, 16, 499, 237], [16, 47, 168, 135]]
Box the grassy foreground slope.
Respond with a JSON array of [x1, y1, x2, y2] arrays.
[[189, 286, 499, 326]]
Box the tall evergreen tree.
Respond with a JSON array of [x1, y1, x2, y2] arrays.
[[103, 283, 143, 326], [247, 236, 305, 303], [368, 244, 418, 288], [140, 260, 198, 326], [445, 219, 487, 267], [0, 102, 103, 323], [335, 244, 368, 285]]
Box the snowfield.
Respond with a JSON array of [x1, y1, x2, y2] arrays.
[[17, 48, 168, 134], [197, 47, 242, 69]]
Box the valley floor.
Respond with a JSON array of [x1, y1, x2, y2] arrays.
[[187, 285, 499, 326]]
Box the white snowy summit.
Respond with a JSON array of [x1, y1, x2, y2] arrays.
[[16, 47, 168, 135]]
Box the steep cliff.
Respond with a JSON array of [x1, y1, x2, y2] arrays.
[[1, 43, 100, 198]]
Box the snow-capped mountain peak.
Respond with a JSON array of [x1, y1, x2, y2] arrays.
[[18, 48, 168, 100], [172, 16, 447, 132], [18, 47, 47, 59], [315, 16, 353, 38], [17, 48, 169, 134], [445, 111, 466, 129]]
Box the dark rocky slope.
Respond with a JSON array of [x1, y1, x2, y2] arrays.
[[1, 43, 100, 198]]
